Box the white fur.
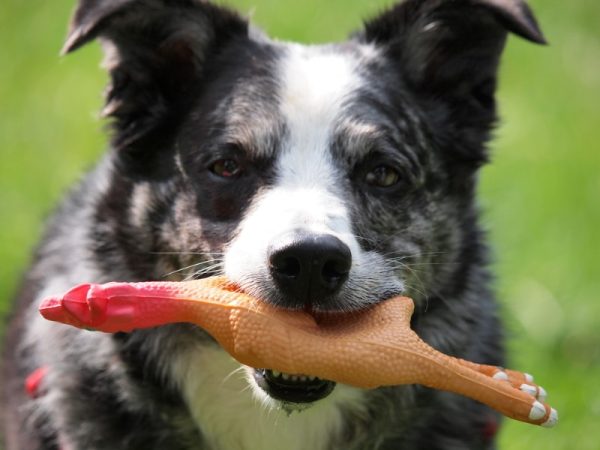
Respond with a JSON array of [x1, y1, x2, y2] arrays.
[[170, 346, 366, 450], [225, 46, 365, 288], [129, 183, 152, 229], [278, 45, 361, 138]]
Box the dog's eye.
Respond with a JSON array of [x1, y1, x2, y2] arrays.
[[210, 159, 241, 178], [365, 165, 400, 188]]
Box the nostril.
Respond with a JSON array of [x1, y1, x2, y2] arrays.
[[271, 256, 301, 279], [322, 258, 350, 284]]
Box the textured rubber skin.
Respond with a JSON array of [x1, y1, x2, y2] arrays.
[[40, 276, 557, 427]]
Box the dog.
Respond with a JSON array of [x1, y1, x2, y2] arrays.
[[1, 0, 546, 448]]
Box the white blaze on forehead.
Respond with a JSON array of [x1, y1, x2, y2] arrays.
[[280, 45, 362, 130], [272, 46, 363, 231], [278, 46, 363, 186], [274, 45, 363, 216], [276, 47, 362, 233]]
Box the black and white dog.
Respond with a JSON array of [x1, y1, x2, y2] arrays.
[[1, 0, 546, 448]]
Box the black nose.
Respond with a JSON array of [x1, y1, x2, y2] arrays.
[[268, 232, 352, 308]]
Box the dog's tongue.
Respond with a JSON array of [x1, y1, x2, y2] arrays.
[[38, 276, 557, 428]]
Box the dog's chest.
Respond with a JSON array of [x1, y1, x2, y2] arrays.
[[170, 346, 365, 450]]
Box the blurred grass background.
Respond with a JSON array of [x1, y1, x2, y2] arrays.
[[0, 0, 598, 448]]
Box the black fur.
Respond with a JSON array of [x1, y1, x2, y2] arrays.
[[2, 1, 544, 449]]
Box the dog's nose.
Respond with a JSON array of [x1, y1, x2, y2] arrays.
[[268, 232, 352, 308]]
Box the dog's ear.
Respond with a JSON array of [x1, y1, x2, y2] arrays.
[[63, 0, 248, 175], [359, 0, 545, 164]]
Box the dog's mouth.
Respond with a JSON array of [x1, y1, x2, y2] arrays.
[[253, 368, 336, 404]]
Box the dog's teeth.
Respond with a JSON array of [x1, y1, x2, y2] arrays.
[[265, 370, 319, 383]]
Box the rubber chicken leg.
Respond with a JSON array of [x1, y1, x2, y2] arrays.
[[39, 276, 557, 427]]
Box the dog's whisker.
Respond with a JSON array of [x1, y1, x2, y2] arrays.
[[150, 251, 224, 256], [162, 256, 226, 280], [162, 261, 214, 279], [351, 233, 380, 246], [221, 365, 247, 386], [239, 383, 255, 396], [382, 250, 449, 259], [403, 281, 430, 304], [391, 260, 430, 300], [190, 262, 224, 274], [184, 264, 225, 281], [402, 262, 458, 267]]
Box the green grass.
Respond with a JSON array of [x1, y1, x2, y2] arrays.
[[1, 0, 599, 448]]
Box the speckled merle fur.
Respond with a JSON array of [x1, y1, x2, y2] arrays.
[[1, 1, 545, 449]]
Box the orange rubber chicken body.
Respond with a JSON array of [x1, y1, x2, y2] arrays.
[[40, 276, 557, 428]]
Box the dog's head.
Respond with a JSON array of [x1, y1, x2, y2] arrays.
[[65, 0, 543, 408]]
